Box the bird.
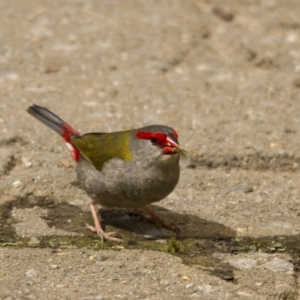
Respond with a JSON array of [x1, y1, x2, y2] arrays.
[[27, 104, 187, 242]]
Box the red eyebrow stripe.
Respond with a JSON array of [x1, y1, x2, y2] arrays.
[[136, 131, 167, 141], [173, 130, 178, 138]]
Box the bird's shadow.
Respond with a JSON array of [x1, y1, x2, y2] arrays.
[[0, 196, 235, 242], [94, 205, 235, 240]]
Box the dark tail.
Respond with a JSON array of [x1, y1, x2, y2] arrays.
[[27, 104, 81, 161]]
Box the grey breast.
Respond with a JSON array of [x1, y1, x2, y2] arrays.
[[76, 154, 180, 208]]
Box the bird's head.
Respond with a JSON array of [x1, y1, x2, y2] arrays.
[[132, 125, 187, 164]]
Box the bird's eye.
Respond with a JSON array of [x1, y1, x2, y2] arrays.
[[150, 137, 158, 144]]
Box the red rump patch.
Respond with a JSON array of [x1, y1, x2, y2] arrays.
[[62, 123, 80, 143], [62, 123, 81, 162], [67, 143, 80, 162]]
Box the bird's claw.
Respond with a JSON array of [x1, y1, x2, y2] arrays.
[[85, 223, 124, 243]]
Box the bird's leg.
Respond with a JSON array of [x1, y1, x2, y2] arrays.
[[143, 206, 180, 233], [86, 203, 123, 243]]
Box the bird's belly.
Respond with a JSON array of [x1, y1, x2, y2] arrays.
[[76, 158, 180, 208]]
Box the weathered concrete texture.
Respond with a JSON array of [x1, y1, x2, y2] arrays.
[[0, 248, 296, 300], [1, 0, 300, 299]]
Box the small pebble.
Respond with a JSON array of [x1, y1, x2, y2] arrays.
[[25, 162, 32, 168], [212, 6, 234, 22], [22, 157, 32, 168], [25, 268, 38, 278], [51, 265, 59, 269], [12, 180, 23, 188], [28, 237, 40, 247]]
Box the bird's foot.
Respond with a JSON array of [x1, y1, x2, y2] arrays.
[[142, 206, 181, 233], [85, 223, 124, 243], [88, 203, 124, 243]]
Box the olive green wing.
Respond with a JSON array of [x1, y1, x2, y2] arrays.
[[71, 132, 132, 171]]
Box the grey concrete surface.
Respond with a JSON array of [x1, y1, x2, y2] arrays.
[[1, 0, 300, 299]]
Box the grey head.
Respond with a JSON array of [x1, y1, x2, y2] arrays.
[[130, 125, 181, 166]]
